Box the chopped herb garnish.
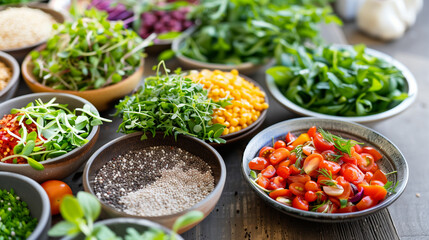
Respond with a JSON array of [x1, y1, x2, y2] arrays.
[[291, 145, 305, 168], [384, 181, 399, 194], [318, 128, 362, 156]]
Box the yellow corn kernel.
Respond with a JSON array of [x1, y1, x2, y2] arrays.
[[222, 128, 229, 135], [230, 118, 239, 127], [216, 116, 225, 124], [229, 126, 236, 133], [224, 121, 230, 127]]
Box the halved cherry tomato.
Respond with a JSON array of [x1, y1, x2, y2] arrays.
[[321, 150, 340, 163], [307, 126, 317, 138], [340, 148, 357, 165], [41, 180, 73, 215], [303, 153, 323, 177], [305, 190, 317, 202], [319, 160, 341, 175], [292, 196, 309, 211], [289, 165, 301, 175], [287, 174, 311, 185], [369, 162, 379, 173], [364, 171, 374, 182], [269, 148, 290, 165], [358, 153, 375, 173], [292, 133, 311, 148], [371, 170, 388, 184], [277, 160, 291, 169], [277, 165, 291, 179], [249, 157, 269, 170], [286, 145, 295, 151], [317, 175, 332, 186], [337, 182, 351, 205], [353, 144, 363, 154], [362, 146, 382, 161], [341, 163, 364, 185], [370, 180, 385, 187], [269, 176, 286, 190], [289, 182, 306, 196], [289, 153, 297, 165], [257, 174, 270, 189], [329, 197, 341, 207], [313, 132, 334, 152], [337, 205, 358, 213], [274, 140, 286, 149], [261, 165, 276, 178], [285, 132, 297, 144], [259, 146, 275, 159], [269, 189, 292, 199], [357, 181, 369, 192], [302, 144, 316, 156], [304, 180, 320, 192], [356, 196, 378, 211]]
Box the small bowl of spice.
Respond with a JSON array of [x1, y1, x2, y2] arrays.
[[0, 51, 20, 102], [83, 132, 226, 233], [0, 171, 51, 240]]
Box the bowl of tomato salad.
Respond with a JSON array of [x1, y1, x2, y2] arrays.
[[242, 117, 408, 222]]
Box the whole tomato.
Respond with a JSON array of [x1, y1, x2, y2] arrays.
[[41, 180, 73, 215]]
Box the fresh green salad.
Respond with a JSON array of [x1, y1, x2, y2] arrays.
[[177, 0, 340, 65], [30, 8, 152, 91], [115, 62, 230, 143], [267, 44, 409, 116]]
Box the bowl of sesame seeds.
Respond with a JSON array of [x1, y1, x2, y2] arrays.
[[82, 131, 226, 233]]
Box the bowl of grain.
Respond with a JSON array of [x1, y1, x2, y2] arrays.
[[0, 3, 66, 61], [0, 51, 20, 102], [83, 132, 226, 233]]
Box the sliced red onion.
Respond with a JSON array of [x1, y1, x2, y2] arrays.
[[349, 188, 364, 203], [350, 183, 358, 195]]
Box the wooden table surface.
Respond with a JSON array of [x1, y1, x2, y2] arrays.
[[15, 5, 429, 240]]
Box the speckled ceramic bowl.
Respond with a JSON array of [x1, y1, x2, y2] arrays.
[[0, 172, 51, 240], [61, 218, 183, 240], [0, 51, 20, 102], [0, 93, 100, 183], [242, 117, 408, 222], [83, 132, 226, 233], [266, 46, 418, 123]]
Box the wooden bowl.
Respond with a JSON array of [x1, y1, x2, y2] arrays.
[[242, 118, 408, 222], [22, 46, 144, 111], [0, 51, 20, 102], [0, 172, 51, 240], [0, 3, 66, 62], [83, 132, 226, 233], [0, 93, 100, 183]]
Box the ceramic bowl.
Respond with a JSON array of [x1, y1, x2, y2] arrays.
[[0, 93, 100, 183], [83, 132, 226, 233], [0, 3, 66, 62], [242, 117, 408, 222], [62, 218, 183, 240], [172, 28, 271, 75], [21, 45, 144, 111], [266, 46, 418, 123], [0, 51, 20, 102], [0, 172, 51, 240]]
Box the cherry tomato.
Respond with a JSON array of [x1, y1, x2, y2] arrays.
[[277, 160, 291, 169], [302, 144, 316, 156], [304, 180, 320, 192], [274, 140, 286, 149], [337, 205, 358, 213], [289, 153, 297, 164], [371, 170, 388, 184], [370, 180, 385, 187], [316, 190, 328, 202], [364, 171, 374, 182], [356, 196, 378, 211], [319, 159, 341, 175], [259, 146, 275, 159], [341, 163, 364, 185], [313, 132, 334, 152], [257, 174, 270, 189], [358, 153, 375, 173], [291, 133, 310, 148], [369, 162, 379, 173], [277, 165, 291, 179], [307, 126, 317, 138], [303, 153, 323, 177], [321, 150, 339, 162], [287, 174, 310, 185], [362, 146, 382, 161], [248, 157, 269, 170], [340, 148, 358, 165], [289, 182, 306, 196], [329, 197, 341, 207], [269, 176, 286, 190], [353, 144, 363, 154], [286, 145, 295, 151], [292, 196, 309, 211], [261, 165, 276, 178], [305, 191, 317, 202], [285, 132, 297, 144], [289, 165, 301, 175], [269, 189, 292, 199], [337, 182, 351, 202], [41, 180, 73, 215], [269, 148, 290, 165]]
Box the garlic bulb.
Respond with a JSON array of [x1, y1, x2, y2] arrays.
[[357, 0, 423, 41]]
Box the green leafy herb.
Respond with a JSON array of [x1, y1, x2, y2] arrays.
[[49, 191, 203, 239], [31, 8, 152, 91], [250, 170, 258, 180], [384, 181, 399, 194], [291, 145, 305, 168], [115, 61, 230, 143], [317, 168, 337, 186], [268, 44, 409, 116], [0, 98, 111, 170], [318, 128, 361, 156]]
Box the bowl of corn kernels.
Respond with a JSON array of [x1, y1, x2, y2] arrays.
[[186, 69, 269, 144]]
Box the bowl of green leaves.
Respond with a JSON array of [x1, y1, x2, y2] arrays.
[[0, 92, 111, 182], [22, 8, 152, 111], [172, 0, 340, 75], [266, 44, 418, 122]]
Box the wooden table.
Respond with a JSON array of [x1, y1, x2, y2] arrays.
[[16, 5, 429, 239]]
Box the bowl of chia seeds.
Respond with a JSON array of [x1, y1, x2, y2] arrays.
[[83, 132, 226, 233]]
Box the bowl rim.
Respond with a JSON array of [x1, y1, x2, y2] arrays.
[[0, 171, 51, 240], [0, 92, 100, 167], [0, 51, 20, 98], [241, 117, 409, 221], [0, 3, 66, 52], [83, 131, 227, 219], [266, 45, 418, 123], [22, 45, 144, 94]]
